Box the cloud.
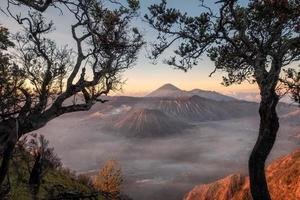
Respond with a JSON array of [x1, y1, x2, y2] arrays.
[[36, 110, 299, 200]]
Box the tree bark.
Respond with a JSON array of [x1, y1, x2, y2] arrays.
[[249, 88, 279, 200]]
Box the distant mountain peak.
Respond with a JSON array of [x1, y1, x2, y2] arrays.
[[147, 83, 236, 101], [157, 83, 181, 90], [146, 83, 185, 97]]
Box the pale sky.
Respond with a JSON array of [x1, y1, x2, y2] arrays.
[[0, 0, 272, 97]]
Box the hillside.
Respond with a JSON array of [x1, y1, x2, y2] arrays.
[[108, 108, 191, 137], [4, 141, 116, 200], [5, 149, 135, 200], [184, 148, 300, 200], [7, 161, 97, 200], [153, 96, 257, 122]]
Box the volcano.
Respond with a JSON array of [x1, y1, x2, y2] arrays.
[[147, 83, 236, 101], [110, 108, 191, 137], [136, 95, 258, 122]]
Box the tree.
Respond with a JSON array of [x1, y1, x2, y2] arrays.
[[93, 160, 123, 199], [280, 68, 300, 105], [0, 25, 23, 195], [26, 134, 62, 199], [0, 0, 143, 190], [145, 0, 300, 199], [6, 0, 59, 12], [12, 133, 62, 199]]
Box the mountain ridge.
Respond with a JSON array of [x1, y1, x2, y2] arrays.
[[97, 94, 296, 137], [137, 95, 258, 122], [146, 83, 236, 101]]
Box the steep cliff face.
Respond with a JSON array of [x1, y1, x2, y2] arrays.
[[184, 149, 300, 200]]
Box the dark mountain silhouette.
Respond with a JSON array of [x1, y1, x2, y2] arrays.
[[184, 148, 300, 200], [147, 83, 236, 101], [107, 108, 191, 137]]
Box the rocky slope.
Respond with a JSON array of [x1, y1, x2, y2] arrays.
[[107, 108, 191, 137], [153, 95, 257, 122], [184, 148, 300, 200]]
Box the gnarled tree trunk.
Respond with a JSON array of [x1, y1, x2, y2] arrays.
[[249, 87, 279, 200]]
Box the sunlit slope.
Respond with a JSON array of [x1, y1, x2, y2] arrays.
[[184, 148, 300, 200]]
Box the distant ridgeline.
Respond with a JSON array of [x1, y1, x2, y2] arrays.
[[91, 84, 296, 138], [146, 83, 236, 101]]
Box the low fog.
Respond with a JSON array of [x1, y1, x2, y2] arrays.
[[36, 107, 299, 200]]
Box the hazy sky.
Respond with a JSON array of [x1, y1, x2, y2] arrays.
[[1, 0, 293, 97]]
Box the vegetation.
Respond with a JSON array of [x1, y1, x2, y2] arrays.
[[93, 160, 123, 199], [0, 0, 143, 194], [1, 134, 98, 200], [145, 0, 300, 199], [7, 162, 94, 200], [1, 134, 132, 200], [280, 68, 300, 106], [0, 0, 299, 199]]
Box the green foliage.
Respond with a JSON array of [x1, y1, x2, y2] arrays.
[[280, 68, 300, 105], [127, 0, 140, 11], [0, 26, 14, 50], [7, 168, 92, 200], [2, 143, 96, 200], [0, 26, 25, 120], [145, 1, 300, 200], [145, 0, 300, 86]]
